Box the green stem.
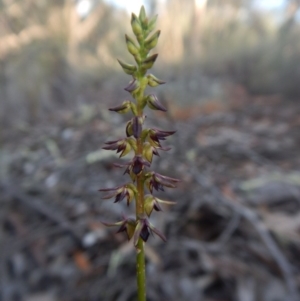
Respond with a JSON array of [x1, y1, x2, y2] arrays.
[[134, 60, 147, 299], [136, 237, 146, 301], [135, 136, 146, 301]]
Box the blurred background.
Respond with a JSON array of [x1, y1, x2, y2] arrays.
[[1, 0, 300, 300]]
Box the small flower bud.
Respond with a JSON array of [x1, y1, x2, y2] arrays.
[[147, 74, 166, 87], [121, 219, 136, 240], [131, 13, 143, 36], [120, 142, 131, 157], [144, 171, 180, 193], [145, 30, 160, 50], [148, 128, 176, 147], [143, 143, 154, 163], [144, 195, 163, 216], [126, 120, 133, 137], [103, 138, 132, 157], [132, 156, 144, 175], [144, 195, 154, 217], [136, 34, 144, 45], [140, 226, 150, 242], [133, 217, 166, 246], [127, 137, 137, 152], [124, 79, 140, 93], [146, 15, 158, 34], [117, 59, 137, 75], [142, 142, 159, 163], [147, 94, 167, 112], [138, 6, 148, 28], [125, 34, 139, 56], [99, 183, 138, 206], [109, 100, 131, 114], [131, 155, 150, 175], [141, 129, 150, 141], [133, 53, 142, 64], [141, 54, 158, 70], [101, 217, 136, 240]]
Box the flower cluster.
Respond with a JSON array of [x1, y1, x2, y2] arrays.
[[100, 6, 179, 247]]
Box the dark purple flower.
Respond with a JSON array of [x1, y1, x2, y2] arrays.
[[102, 216, 136, 240], [133, 216, 166, 246], [145, 172, 180, 193], [144, 194, 176, 216], [112, 156, 150, 178], [102, 138, 131, 158], [132, 155, 150, 174], [144, 195, 162, 216], [142, 142, 171, 163], [148, 128, 176, 147], [99, 183, 136, 205]]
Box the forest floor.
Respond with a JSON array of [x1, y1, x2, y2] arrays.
[[1, 87, 300, 301]]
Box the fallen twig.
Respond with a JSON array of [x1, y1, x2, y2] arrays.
[[190, 167, 298, 301]]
